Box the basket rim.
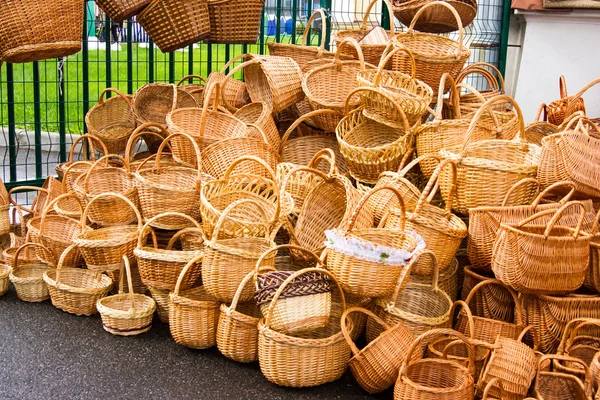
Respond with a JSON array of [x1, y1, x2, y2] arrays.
[[42, 268, 113, 294], [97, 293, 156, 318]]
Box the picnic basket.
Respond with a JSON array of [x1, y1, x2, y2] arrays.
[[97, 256, 157, 336], [43, 244, 113, 316], [524, 105, 560, 145], [205, 0, 265, 43], [10, 243, 56, 302], [132, 83, 198, 128], [257, 268, 351, 387], [0, 0, 84, 63], [391, 1, 471, 95], [169, 255, 221, 349], [137, 0, 210, 53]]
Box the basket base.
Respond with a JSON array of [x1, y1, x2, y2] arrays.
[[3, 42, 82, 64], [102, 322, 152, 336], [16, 294, 50, 303]]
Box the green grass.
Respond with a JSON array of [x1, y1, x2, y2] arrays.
[[0, 37, 303, 134]]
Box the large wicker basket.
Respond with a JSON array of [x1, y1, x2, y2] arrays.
[[205, 0, 265, 43], [95, 0, 151, 22]]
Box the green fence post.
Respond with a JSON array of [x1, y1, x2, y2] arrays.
[[498, 0, 511, 78], [105, 14, 112, 91], [149, 39, 155, 83], [321, 0, 331, 51], [6, 64, 17, 182], [33, 62, 42, 179], [127, 18, 134, 94], [292, 0, 298, 45], [58, 59, 66, 162], [381, 0, 391, 31], [83, 2, 90, 132]]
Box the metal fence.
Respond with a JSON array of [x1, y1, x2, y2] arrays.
[[0, 0, 509, 191]]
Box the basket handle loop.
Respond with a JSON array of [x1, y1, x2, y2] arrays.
[[124, 122, 170, 165], [334, 37, 365, 71], [464, 279, 523, 325], [376, 44, 416, 84], [462, 95, 525, 153], [211, 199, 271, 242], [500, 178, 541, 207], [80, 192, 142, 230], [68, 133, 109, 164], [166, 227, 205, 251], [97, 88, 132, 108], [456, 63, 505, 92], [344, 86, 411, 132], [221, 57, 258, 112], [246, 123, 271, 146], [536, 354, 593, 399], [279, 165, 331, 204], [39, 193, 83, 235], [453, 82, 501, 128], [451, 300, 475, 339], [559, 75, 568, 99], [516, 201, 587, 239], [302, 9, 328, 52], [263, 267, 344, 328], [401, 328, 476, 377], [388, 249, 434, 306], [82, 154, 130, 194], [411, 158, 457, 220], [530, 181, 575, 208], [8, 186, 49, 216], [62, 161, 92, 194], [307, 148, 338, 175], [137, 212, 202, 249], [176, 75, 206, 87], [517, 325, 539, 351], [253, 244, 323, 281], [13, 242, 56, 271], [156, 132, 202, 190], [173, 253, 205, 296], [55, 244, 82, 285], [535, 103, 548, 123], [407, 1, 464, 54], [359, 0, 394, 35], [397, 153, 438, 176], [433, 73, 461, 121], [481, 377, 504, 400], [199, 82, 222, 138], [118, 256, 136, 310], [340, 306, 392, 356], [567, 77, 600, 115], [279, 109, 343, 155], [344, 185, 405, 235]]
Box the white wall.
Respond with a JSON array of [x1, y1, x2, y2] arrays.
[[510, 10, 600, 123]]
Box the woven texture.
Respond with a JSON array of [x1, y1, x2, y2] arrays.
[[0, 0, 83, 63], [234, 102, 280, 150], [206, 0, 264, 43], [545, 76, 587, 126], [95, 0, 150, 21], [393, 0, 476, 34], [9, 243, 55, 303], [133, 84, 198, 127], [176, 75, 206, 106], [534, 355, 593, 400]]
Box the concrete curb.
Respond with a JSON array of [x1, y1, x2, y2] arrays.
[[0, 128, 78, 151]]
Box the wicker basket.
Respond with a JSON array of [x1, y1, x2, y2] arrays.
[[137, 0, 210, 53], [0, 262, 10, 297], [439, 95, 541, 215], [257, 267, 351, 387], [133, 83, 198, 128], [0, 0, 83, 63], [200, 156, 294, 240], [134, 131, 204, 229], [524, 105, 560, 146], [203, 199, 276, 303], [255, 246, 332, 335], [545, 76, 588, 126], [555, 319, 600, 373], [342, 307, 416, 394], [124, 126, 180, 172], [268, 9, 338, 69], [205, 0, 264, 43], [591, 352, 600, 392], [492, 201, 592, 295], [43, 244, 113, 316], [217, 271, 264, 363], [391, 1, 471, 95], [408, 257, 459, 301], [394, 328, 475, 400], [336, 88, 414, 184], [74, 193, 142, 273], [222, 55, 304, 115], [148, 285, 171, 323], [534, 355, 594, 400], [97, 256, 156, 336], [234, 101, 281, 150], [176, 75, 206, 106], [204, 54, 250, 111], [95, 0, 150, 22], [325, 186, 422, 298], [169, 255, 221, 349], [85, 88, 136, 154], [9, 243, 55, 302], [334, 0, 395, 67], [55, 133, 108, 184], [393, 0, 476, 34], [106, 258, 148, 295], [134, 212, 204, 291], [302, 38, 374, 132]]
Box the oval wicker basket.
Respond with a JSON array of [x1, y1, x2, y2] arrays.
[[9, 243, 56, 302]]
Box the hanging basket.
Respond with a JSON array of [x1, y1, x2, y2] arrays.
[[133, 83, 198, 128], [391, 1, 471, 95], [137, 0, 210, 53], [205, 0, 265, 43], [0, 0, 84, 63], [85, 88, 136, 154], [393, 0, 476, 34], [9, 243, 55, 302], [169, 255, 221, 349], [97, 256, 157, 336], [43, 244, 113, 316], [95, 0, 151, 22]]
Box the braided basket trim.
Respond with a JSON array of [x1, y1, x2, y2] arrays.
[[255, 271, 332, 306]]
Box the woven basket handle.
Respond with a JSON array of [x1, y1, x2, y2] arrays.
[[359, 0, 394, 35], [8, 186, 49, 216], [302, 9, 328, 52], [137, 212, 202, 249], [557, 317, 590, 354], [39, 193, 82, 236], [411, 158, 457, 220], [500, 178, 541, 207], [481, 377, 504, 400], [566, 319, 600, 345], [82, 154, 130, 195], [307, 148, 338, 175], [176, 75, 206, 87], [13, 242, 56, 271], [334, 37, 366, 71], [97, 88, 132, 108], [155, 132, 202, 190], [253, 244, 323, 281], [211, 198, 271, 242], [229, 268, 273, 313], [562, 114, 600, 136], [433, 73, 461, 120], [344, 185, 406, 235], [457, 63, 505, 91], [245, 123, 271, 146], [517, 325, 539, 351], [341, 306, 392, 356], [559, 75, 568, 99], [408, 1, 464, 53], [530, 181, 575, 208], [166, 227, 205, 251], [461, 95, 525, 153], [566, 77, 600, 114], [401, 328, 476, 377], [62, 160, 91, 194], [516, 201, 587, 239], [344, 86, 411, 132], [279, 109, 342, 154], [199, 82, 222, 137], [536, 354, 593, 399], [389, 250, 435, 305], [80, 192, 142, 231], [68, 133, 109, 164], [219, 53, 249, 75], [173, 253, 205, 296], [453, 82, 501, 128], [124, 122, 170, 165], [117, 256, 136, 310], [221, 57, 258, 112], [374, 44, 416, 85], [535, 104, 548, 123], [55, 244, 88, 285], [279, 165, 331, 203], [451, 300, 475, 339], [465, 279, 523, 325], [263, 267, 344, 328]]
